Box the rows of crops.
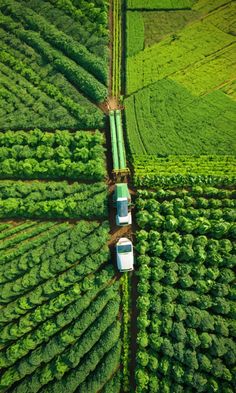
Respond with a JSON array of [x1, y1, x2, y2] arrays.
[[126, 0, 194, 9], [112, 0, 122, 97], [0, 129, 106, 180], [134, 186, 236, 392], [0, 181, 108, 219], [133, 155, 236, 188], [124, 0, 236, 195], [124, 79, 236, 157], [0, 0, 109, 130], [126, 1, 236, 95], [0, 220, 121, 392], [0, 1, 126, 391]]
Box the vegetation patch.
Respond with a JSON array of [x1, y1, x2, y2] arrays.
[[126, 11, 144, 57], [125, 79, 236, 156], [0, 181, 107, 219], [142, 9, 200, 47], [133, 155, 236, 188], [126, 0, 194, 10], [0, 0, 109, 130], [0, 129, 106, 181], [135, 186, 236, 392], [0, 220, 121, 393], [126, 3, 236, 95]]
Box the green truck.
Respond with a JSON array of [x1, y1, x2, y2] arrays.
[[113, 183, 132, 226]]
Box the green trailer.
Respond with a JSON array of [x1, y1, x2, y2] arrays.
[[115, 109, 126, 169], [109, 110, 119, 170], [113, 183, 131, 205], [109, 109, 130, 179]]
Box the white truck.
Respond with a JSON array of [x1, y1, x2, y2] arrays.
[[113, 183, 132, 226], [116, 238, 134, 272]]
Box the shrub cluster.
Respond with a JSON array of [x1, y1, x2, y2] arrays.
[[0, 181, 108, 219], [0, 129, 106, 180], [135, 186, 236, 392]]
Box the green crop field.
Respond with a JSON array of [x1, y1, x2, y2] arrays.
[[126, 1, 236, 95], [125, 0, 236, 187], [127, 0, 194, 10], [0, 0, 235, 392], [0, 2, 125, 392], [0, 129, 106, 180], [0, 0, 109, 130], [0, 220, 121, 393], [135, 186, 236, 392], [124, 1, 236, 392]]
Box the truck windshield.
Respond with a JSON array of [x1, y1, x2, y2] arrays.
[[117, 200, 128, 217], [118, 244, 132, 253]]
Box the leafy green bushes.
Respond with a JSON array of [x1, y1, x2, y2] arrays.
[[20, 0, 109, 58], [19, 30, 107, 103], [102, 371, 121, 393], [0, 0, 109, 130], [0, 48, 105, 130], [0, 129, 106, 180], [43, 325, 121, 393], [135, 186, 236, 392], [0, 219, 121, 392], [0, 222, 110, 303], [133, 155, 236, 187], [0, 181, 108, 219], [77, 344, 121, 393], [0, 269, 114, 345], [0, 288, 119, 390]]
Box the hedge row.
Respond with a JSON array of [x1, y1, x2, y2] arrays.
[[0, 181, 108, 219]]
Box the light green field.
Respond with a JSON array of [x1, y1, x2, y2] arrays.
[[125, 79, 236, 156], [126, 2, 236, 97], [127, 0, 194, 9]]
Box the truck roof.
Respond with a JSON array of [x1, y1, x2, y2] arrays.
[[114, 183, 130, 200]]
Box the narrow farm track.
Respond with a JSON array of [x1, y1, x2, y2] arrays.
[[0, 3, 125, 392], [108, 1, 138, 392]]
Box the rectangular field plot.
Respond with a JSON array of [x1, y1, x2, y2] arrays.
[[0, 220, 121, 393], [127, 0, 194, 10], [133, 155, 236, 187], [0, 129, 106, 181], [0, 181, 108, 219], [0, 0, 109, 130], [124, 79, 236, 156], [135, 186, 236, 392]]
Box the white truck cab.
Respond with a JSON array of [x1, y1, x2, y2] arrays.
[[116, 238, 134, 272], [116, 198, 132, 226]]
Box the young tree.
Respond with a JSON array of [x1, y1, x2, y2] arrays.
[[135, 367, 149, 391]]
